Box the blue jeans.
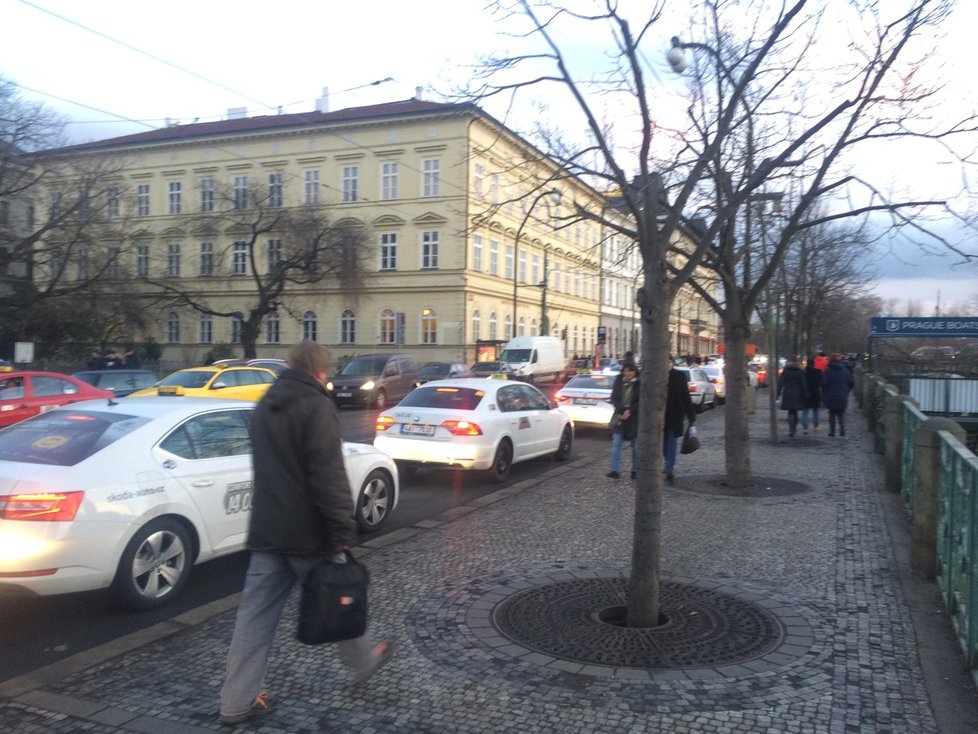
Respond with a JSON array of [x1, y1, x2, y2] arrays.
[[801, 407, 820, 430], [610, 430, 638, 475], [220, 551, 376, 718], [663, 429, 681, 475]]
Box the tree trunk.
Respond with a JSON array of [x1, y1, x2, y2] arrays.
[[627, 274, 672, 628], [722, 317, 753, 488], [241, 319, 261, 359]]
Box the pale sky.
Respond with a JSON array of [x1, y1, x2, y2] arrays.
[[4, 0, 975, 314]]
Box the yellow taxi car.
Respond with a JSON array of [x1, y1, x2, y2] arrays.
[[127, 364, 276, 401], [0, 359, 13, 373]]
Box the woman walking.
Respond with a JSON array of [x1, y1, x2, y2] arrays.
[[822, 353, 854, 436], [778, 356, 807, 438], [608, 361, 640, 479]]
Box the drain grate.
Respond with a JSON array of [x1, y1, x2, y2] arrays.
[[492, 578, 783, 668]]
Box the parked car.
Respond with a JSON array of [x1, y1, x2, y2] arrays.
[[701, 365, 726, 404], [556, 357, 593, 384], [416, 362, 475, 385], [748, 362, 768, 387], [677, 366, 717, 412], [326, 354, 420, 409], [0, 359, 12, 374], [553, 373, 616, 427], [374, 378, 574, 482], [951, 344, 978, 363], [0, 371, 114, 428], [213, 358, 290, 376], [471, 360, 515, 379], [71, 369, 159, 397], [498, 336, 565, 383], [0, 397, 398, 608], [128, 365, 276, 401], [910, 346, 954, 361]]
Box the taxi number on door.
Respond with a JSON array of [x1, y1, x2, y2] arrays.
[[224, 481, 254, 515]]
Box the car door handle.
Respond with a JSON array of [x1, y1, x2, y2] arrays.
[[192, 479, 214, 487]]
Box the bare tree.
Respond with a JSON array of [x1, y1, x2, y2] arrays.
[[471, 0, 975, 626]]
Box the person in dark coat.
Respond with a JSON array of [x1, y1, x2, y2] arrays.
[[123, 347, 141, 369], [822, 352, 854, 436], [801, 356, 822, 434], [220, 341, 393, 725], [87, 350, 104, 370], [608, 360, 640, 479], [778, 356, 807, 437], [664, 354, 696, 480]]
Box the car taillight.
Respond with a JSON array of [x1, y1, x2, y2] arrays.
[[0, 492, 84, 521], [376, 415, 395, 432], [441, 420, 483, 436], [688, 384, 698, 393]]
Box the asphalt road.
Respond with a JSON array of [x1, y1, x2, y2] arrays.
[[0, 403, 611, 683]]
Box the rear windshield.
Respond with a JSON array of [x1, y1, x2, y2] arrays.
[[0, 411, 150, 466], [565, 375, 615, 390], [341, 356, 388, 376], [398, 386, 485, 410], [419, 364, 450, 377]]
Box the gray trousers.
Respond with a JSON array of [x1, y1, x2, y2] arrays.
[[219, 551, 375, 718]]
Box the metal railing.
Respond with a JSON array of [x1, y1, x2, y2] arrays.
[[936, 434, 978, 687], [900, 399, 926, 520]]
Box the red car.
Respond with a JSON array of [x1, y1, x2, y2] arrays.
[[0, 371, 114, 428]]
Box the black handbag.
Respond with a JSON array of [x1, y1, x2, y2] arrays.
[[297, 551, 369, 645], [680, 426, 701, 454]]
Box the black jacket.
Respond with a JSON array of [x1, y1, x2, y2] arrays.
[[665, 368, 696, 437], [610, 373, 641, 440], [778, 362, 807, 411], [803, 364, 822, 409], [246, 368, 357, 555]]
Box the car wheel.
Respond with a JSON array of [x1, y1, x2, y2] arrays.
[[694, 399, 704, 414], [114, 518, 192, 610], [556, 425, 573, 461], [374, 389, 388, 410], [487, 439, 513, 483], [356, 469, 393, 532]]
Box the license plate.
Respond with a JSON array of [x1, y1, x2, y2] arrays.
[[574, 398, 597, 405], [401, 423, 434, 436], [336, 392, 352, 398]]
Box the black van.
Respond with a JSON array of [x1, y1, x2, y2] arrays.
[[326, 354, 420, 409]]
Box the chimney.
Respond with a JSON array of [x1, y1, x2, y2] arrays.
[[316, 87, 330, 113], [415, 86, 424, 101], [227, 107, 247, 120]]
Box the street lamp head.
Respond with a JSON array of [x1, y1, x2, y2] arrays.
[[548, 187, 561, 206], [667, 38, 687, 73]]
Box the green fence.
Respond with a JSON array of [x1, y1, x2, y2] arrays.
[[900, 399, 926, 520]]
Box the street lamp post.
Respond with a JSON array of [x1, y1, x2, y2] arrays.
[[512, 188, 561, 339]]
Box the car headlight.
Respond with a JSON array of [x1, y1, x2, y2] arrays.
[[325, 381, 334, 391], [360, 380, 376, 391]]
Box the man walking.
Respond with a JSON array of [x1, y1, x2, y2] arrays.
[[219, 341, 393, 725], [664, 355, 696, 481]]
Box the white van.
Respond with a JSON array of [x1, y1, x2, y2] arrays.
[[499, 336, 565, 383]]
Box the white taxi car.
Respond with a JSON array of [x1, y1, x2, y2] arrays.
[[553, 373, 616, 427], [0, 398, 398, 609], [374, 378, 573, 482]]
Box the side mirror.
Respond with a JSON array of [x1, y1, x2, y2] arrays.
[[211, 381, 227, 389]]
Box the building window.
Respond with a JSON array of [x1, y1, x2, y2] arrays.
[[379, 232, 397, 271], [265, 311, 280, 343], [575, 270, 581, 297], [168, 181, 181, 215], [107, 247, 120, 278], [532, 254, 540, 284], [421, 308, 437, 344], [504, 314, 512, 341], [302, 310, 318, 342], [136, 184, 150, 216], [341, 165, 359, 203], [232, 175, 248, 210], [518, 316, 525, 337], [381, 162, 399, 200], [472, 235, 483, 271], [49, 191, 62, 219], [75, 248, 88, 281], [230, 314, 243, 343], [421, 230, 439, 269], [199, 314, 213, 344], [518, 251, 527, 283], [553, 262, 561, 292], [268, 172, 283, 208], [136, 244, 149, 278], [379, 308, 395, 344], [166, 242, 181, 277], [573, 325, 579, 352], [199, 242, 213, 276], [267, 239, 282, 273], [504, 244, 513, 279], [106, 187, 120, 218], [199, 177, 214, 212], [473, 164, 484, 198], [489, 239, 499, 276], [490, 173, 499, 204], [340, 309, 355, 344], [166, 311, 180, 343], [531, 318, 538, 336], [422, 158, 440, 197], [303, 169, 320, 205], [488, 311, 497, 341], [232, 241, 248, 275], [472, 309, 481, 341]]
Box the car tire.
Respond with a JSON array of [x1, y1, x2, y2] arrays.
[[113, 517, 192, 610], [487, 439, 513, 483], [356, 469, 393, 532], [374, 389, 388, 410], [556, 425, 573, 461]]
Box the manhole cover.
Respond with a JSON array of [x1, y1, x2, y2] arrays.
[[670, 474, 810, 497], [492, 578, 783, 668]]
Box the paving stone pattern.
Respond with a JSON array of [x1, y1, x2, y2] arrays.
[[1, 405, 943, 732]]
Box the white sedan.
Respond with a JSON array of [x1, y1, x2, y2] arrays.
[[553, 373, 616, 427], [677, 366, 717, 412], [374, 378, 574, 482], [0, 397, 398, 609]]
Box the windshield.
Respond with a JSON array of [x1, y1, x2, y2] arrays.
[[419, 364, 450, 377], [0, 411, 150, 466], [398, 386, 485, 410], [499, 348, 531, 363], [159, 371, 212, 389], [341, 356, 388, 376]]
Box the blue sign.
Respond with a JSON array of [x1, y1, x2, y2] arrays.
[[870, 317, 978, 337]]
